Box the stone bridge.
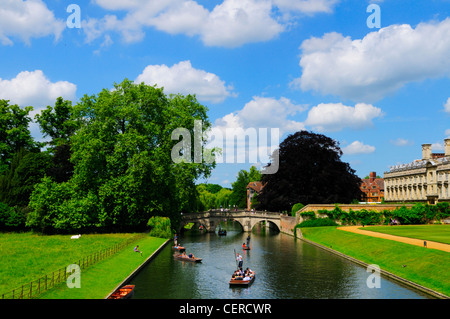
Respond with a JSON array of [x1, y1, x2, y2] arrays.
[[180, 210, 283, 233]]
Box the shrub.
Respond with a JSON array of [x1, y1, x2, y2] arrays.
[[0, 202, 27, 230], [297, 218, 338, 228], [147, 216, 173, 238], [300, 211, 316, 220], [291, 203, 304, 216]]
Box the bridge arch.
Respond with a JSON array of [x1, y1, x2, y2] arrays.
[[180, 211, 282, 233]]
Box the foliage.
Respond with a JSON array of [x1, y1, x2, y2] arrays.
[[26, 80, 215, 233], [0, 100, 39, 174], [196, 183, 232, 210], [0, 202, 27, 230], [299, 211, 316, 220], [257, 131, 363, 211], [230, 165, 261, 208], [291, 203, 304, 216], [296, 218, 338, 228], [147, 216, 173, 238], [297, 203, 450, 228]]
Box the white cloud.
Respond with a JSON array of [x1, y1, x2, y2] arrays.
[[444, 97, 450, 113], [0, 70, 77, 109], [214, 96, 307, 134], [293, 18, 450, 102], [273, 0, 338, 14], [86, 0, 336, 47], [0, 70, 77, 142], [200, 0, 284, 47], [135, 61, 234, 103], [432, 142, 445, 151], [445, 129, 450, 137], [0, 0, 65, 45], [343, 141, 375, 155], [207, 96, 305, 164], [390, 138, 413, 147], [304, 102, 383, 132]]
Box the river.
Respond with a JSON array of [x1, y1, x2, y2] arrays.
[[129, 222, 432, 299]]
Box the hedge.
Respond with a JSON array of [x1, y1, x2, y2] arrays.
[[297, 202, 450, 228]]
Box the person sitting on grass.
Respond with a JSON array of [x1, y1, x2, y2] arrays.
[[134, 245, 143, 256]]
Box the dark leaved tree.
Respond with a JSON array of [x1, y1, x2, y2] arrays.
[[257, 131, 362, 212]]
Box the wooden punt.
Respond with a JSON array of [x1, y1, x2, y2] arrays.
[[173, 254, 202, 263], [218, 230, 227, 236], [229, 272, 255, 287], [108, 285, 135, 299], [172, 246, 186, 251]]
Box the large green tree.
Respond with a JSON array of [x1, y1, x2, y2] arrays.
[[28, 80, 215, 233], [257, 131, 362, 212]]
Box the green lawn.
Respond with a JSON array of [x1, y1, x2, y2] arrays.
[[38, 236, 168, 299], [362, 225, 450, 245], [0, 232, 164, 298], [301, 226, 450, 298]]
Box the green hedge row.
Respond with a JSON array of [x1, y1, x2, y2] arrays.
[[297, 202, 450, 227]]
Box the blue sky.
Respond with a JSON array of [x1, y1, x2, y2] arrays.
[[0, 0, 449, 188]]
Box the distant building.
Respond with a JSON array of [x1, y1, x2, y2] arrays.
[[246, 181, 264, 210], [384, 139, 450, 204], [360, 172, 384, 203]]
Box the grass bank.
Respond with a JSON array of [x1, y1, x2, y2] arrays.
[[360, 225, 450, 245], [38, 236, 167, 299], [0, 232, 167, 299], [300, 226, 450, 298]]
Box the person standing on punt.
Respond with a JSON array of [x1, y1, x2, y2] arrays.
[[236, 253, 243, 268]]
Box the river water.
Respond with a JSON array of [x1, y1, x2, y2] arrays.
[[129, 223, 431, 299]]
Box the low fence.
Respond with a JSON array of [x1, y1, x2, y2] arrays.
[[1, 233, 147, 299]]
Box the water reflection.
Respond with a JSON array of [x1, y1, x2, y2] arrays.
[[130, 223, 431, 299]]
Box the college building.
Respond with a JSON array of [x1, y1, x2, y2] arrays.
[[246, 181, 264, 211], [384, 139, 450, 204], [360, 172, 384, 203]]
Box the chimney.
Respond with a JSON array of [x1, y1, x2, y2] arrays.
[[369, 172, 376, 182], [422, 144, 432, 160], [445, 139, 450, 157]]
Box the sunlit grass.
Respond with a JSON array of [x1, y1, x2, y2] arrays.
[[301, 226, 450, 297], [362, 225, 450, 245], [0, 232, 141, 296]]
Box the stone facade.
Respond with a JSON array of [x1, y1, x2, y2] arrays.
[[384, 139, 450, 204]]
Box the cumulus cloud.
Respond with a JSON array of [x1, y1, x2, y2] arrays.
[[293, 18, 450, 102], [0, 0, 65, 45], [390, 138, 413, 147], [444, 97, 450, 113], [273, 0, 338, 14], [0, 70, 77, 109], [0, 70, 77, 142], [135, 61, 234, 103], [342, 141, 376, 155], [86, 0, 336, 47], [214, 96, 307, 134], [446, 129, 450, 137], [304, 102, 383, 132], [207, 96, 306, 164]]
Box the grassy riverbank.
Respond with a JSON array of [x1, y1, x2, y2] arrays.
[[0, 232, 167, 299], [300, 226, 450, 297], [361, 225, 450, 245], [38, 236, 167, 299]]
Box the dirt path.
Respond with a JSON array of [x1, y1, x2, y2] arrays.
[[338, 226, 450, 253]]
